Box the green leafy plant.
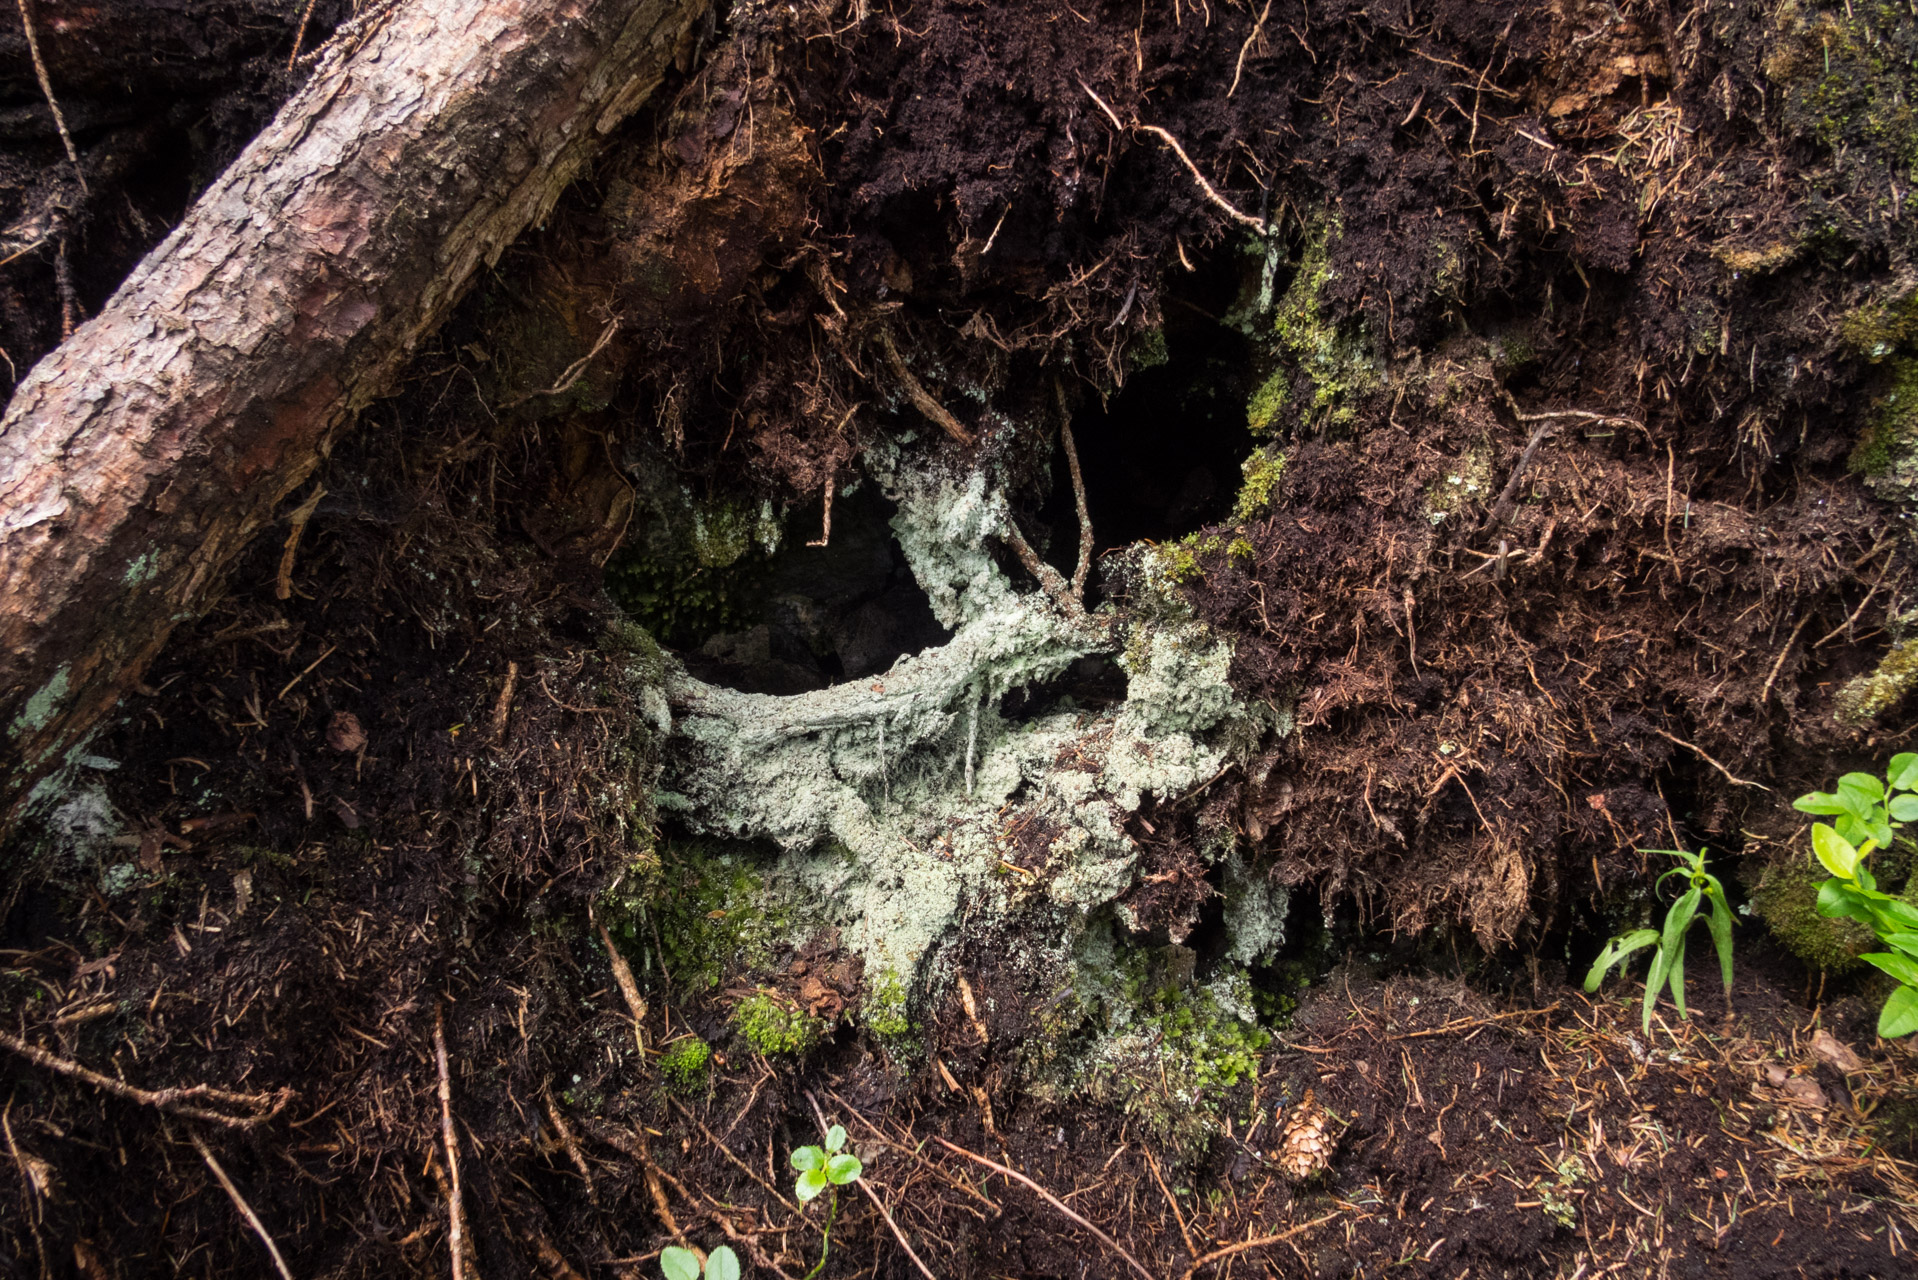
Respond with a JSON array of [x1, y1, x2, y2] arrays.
[[790, 1124, 862, 1279], [1795, 754, 1918, 1038], [660, 1244, 739, 1280], [1584, 846, 1734, 1034]]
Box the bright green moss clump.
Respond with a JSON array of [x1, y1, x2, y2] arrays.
[[1259, 218, 1382, 435], [731, 991, 822, 1056], [862, 970, 914, 1041], [1234, 448, 1286, 520], [659, 1036, 712, 1091]]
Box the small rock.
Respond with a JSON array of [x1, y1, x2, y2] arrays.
[[1764, 1064, 1789, 1088], [326, 711, 367, 753], [1811, 1029, 1865, 1074]]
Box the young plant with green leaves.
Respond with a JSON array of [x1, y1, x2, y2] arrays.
[[791, 1124, 863, 1279], [1585, 846, 1734, 1034], [1795, 754, 1918, 1039], [660, 1244, 739, 1280]]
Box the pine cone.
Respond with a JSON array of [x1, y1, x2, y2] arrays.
[[1274, 1089, 1336, 1181]]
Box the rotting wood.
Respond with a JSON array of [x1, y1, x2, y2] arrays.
[[0, 0, 711, 837]]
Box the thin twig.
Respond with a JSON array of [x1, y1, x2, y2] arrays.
[[500, 318, 622, 409], [1229, 1, 1272, 98], [434, 1006, 468, 1280], [288, 0, 320, 68], [1647, 726, 1771, 792], [1814, 578, 1885, 649], [191, 1132, 296, 1280], [876, 329, 976, 445], [0, 1030, 289, 1127], [1055, 379, 1094, 600], [809, 473, 835, 547], [14, 0, 85, 193], [667, 1097, 798, 1213], [3, 1097, 51, 1279], [488, 661, 520, 744], [1487, 422, 1554, 527], [592, 913, 649, 1056], [1144, 1147, 1198, 1261], [1759, 612, 1816, 705], [275, 484, 327, 602], [999, 518, 1083, 616], [1176, 1210, 1340, 1280], [932, 1136, 1160, 1280], [1079, 79, 1264, 233], [1389, 1003, 1561, 1040], [541, 1085, 597, 1202]]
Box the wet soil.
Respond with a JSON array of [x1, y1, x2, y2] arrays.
[[5, 1, 1918, 1277]]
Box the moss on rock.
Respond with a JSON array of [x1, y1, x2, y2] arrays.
[[1834, 633, 1918, 725], [731, 990, 822, 1055], [1750, 855, 1874, 973], [659, 1036, 713, 1091]]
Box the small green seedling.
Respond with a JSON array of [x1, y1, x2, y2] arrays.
[[1585, 846, 1734, 1034], [791, 1125, 863, 1279], [660, 1244, 739, 1280], [790, 1124, 862, 1202], [1796, 755, 1918, 1039]]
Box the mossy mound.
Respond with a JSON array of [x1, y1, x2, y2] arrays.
[[1750, 855, 1876, 974]]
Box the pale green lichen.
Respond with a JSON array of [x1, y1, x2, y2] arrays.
[[1255, 217, 1382, 435], [9, 667, 70, 739], [1423, 438, 1498, 527], [653, 443, 1256, 1022]]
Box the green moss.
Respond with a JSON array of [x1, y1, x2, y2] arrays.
[[604, 541, 771, 651], [1245, 369, 1289, 435], [659, 1036, 713, 1091], [1233, 448, 1286, 521], [862, 969, 914, 1040], [1751, 856, 1874, 973], [1835, 635, 1918, 724], [1843, 290, 1918, 361], [1766, 2, 1918, 179], [602, 839, 790, 991], [1262, 217, 1382, 434], [1127, 326, 1170, 372], [731, 990, 822, 1055]]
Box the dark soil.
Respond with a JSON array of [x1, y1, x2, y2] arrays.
[[5, 2, 1918, 1278]]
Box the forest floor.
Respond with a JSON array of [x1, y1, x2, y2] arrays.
[[7, 1, 1918, 1277]]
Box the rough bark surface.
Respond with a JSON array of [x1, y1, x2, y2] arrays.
[[0, 0, 708, 825]]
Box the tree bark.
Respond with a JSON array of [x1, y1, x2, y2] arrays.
[[0, 0, 709, 830]]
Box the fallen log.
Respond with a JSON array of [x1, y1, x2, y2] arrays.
[[0, 0, 709, 831]]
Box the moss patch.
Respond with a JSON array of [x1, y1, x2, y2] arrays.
[[1253, 216, 1382, 435], [1233, 447, 1286, 521], [659, 1036, 713, 1091], [604, 840, 792, 992], [731, 990, 823, 1055], [1751, 856, 1874, 974], [1834, 634, 1918, 725]]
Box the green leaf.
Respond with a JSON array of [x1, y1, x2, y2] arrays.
[[1817, 878, 1876, 925], [1644, 940, 1672, 1035], [1667, 934, 1689, 1020], [827, 1154, 863, 1185], [824, 1125, 846, 1154], [1866, 895, 1918, 931], [1705, 890, 1735, 995], [661, 1247, 702, 1280], [1840, 771, 1886, 807], [1794, 791, 1848, 816], [1664, 886, 1701, 956], [1583, 929, 1660, 992], [796, 1168, 829, 1202], [1836, 814, 1870, 849], [1862, 951, 1918, 988], [1867, 819, 1896, 850], [1881, 932, 1918, 956], [790, 1145, 824, 1173], [705, 1246, 740, 1280], [1812, 824, 1860, 880], [1889, 753, 1918, 792], [1879, 985, 1918, 1039], [1890, 795, 1918, 822]]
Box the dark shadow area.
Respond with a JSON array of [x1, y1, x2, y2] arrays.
[[675, 484, 951, 695], [1042, 251, 1262, 568]]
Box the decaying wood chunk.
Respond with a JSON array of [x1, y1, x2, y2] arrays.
[[0, 0, 710, 832]]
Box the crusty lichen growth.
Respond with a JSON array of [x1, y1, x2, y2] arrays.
[[651, 442, 1262, 1032], [1834, 633, 1918, 725]]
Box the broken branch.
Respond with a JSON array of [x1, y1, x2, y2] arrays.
[[1055, 380, 1094, 600], [433, 1006, 469, 1280], [876, 328, 976, 446], [0, 1029, 290, 1127]]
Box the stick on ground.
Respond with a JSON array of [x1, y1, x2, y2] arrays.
[[0, 1029, 288, 1127], [191, 1132, 297, 1280], [933, 1136, 1160, 1280], [434, 1006, 469, 1280]]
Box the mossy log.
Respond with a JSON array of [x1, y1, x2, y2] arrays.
[[0, 0, 709, 832]]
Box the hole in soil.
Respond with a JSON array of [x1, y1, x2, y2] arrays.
[[664, 484, 951, 695], [1039, 252, 1261, 569]]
